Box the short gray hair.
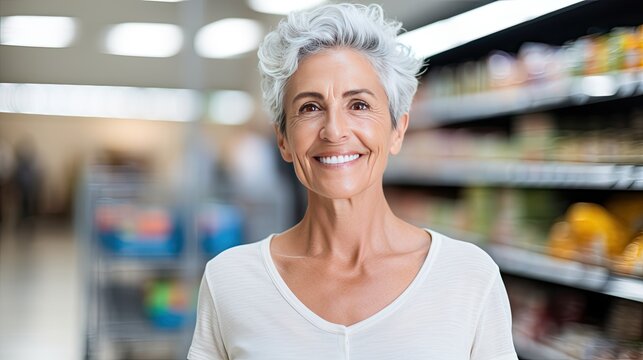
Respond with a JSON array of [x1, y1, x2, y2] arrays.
[[257, 3, 423, 134]]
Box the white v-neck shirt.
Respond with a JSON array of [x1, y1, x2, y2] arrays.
[[188, 229, 518, 360]]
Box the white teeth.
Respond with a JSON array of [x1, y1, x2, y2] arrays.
[[318, 154, 360, 165]]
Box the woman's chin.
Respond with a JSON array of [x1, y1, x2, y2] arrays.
[[308, 182, 373, 201]]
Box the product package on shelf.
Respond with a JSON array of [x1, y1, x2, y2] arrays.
[[95, 203, 183, 257], [385, 188, 470, 240], [386, 186, 561, 250], [491, 189, 560, 250], [143, 278, 197, 331], [614, 233, 643, 277], [548, 195, 643, 273]]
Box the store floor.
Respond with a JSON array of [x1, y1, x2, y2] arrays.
[[0, 220, 82, 360]]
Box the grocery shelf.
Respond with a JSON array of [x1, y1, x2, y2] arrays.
[[385, 159, 642, 190], [631, 166, 643, 190], [404, 5, 643, 356], [488, 245, 610, 291], [413, 72, 643, 128], [604, 276, 643, 303], [398, 224, 643, 302], [488, 244, 643, 303]]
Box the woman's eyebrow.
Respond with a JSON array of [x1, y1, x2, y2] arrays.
[[292, 89, 376, 104], [292, 91, 323, 104], [343, 89, 375, 98]]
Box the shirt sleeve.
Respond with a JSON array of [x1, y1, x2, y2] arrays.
[[188, 273, 229, 360], [470, 271, 518, 360]]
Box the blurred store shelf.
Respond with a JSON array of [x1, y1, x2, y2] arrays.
[[98, 257, 188, 274], [398, 6, 643, 359], [101, 320, 181, 342], [488, 245, 643, 303], [386, 159, 643, 190], [395, 221, 643, 303], [413, 72, 643, 128], [632, 166, 643, 190], [604, 276, 643, 303]]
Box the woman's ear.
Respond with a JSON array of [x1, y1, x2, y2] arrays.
[[389, 112, 409, 155], [275, 124, 293, 163]]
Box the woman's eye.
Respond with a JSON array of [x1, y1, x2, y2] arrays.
[[299, 103, 320, 113], [351, 101, 369, 111]]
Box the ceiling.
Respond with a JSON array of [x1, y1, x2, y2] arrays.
[[0, 0, 489, 96]]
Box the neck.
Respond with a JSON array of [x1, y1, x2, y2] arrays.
[[291, 184, 403, 265]]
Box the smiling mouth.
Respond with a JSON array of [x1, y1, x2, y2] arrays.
[[315, 154, 361, 165]]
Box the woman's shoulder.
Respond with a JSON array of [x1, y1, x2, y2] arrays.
[[200, 235, 279, 304], [429, 229, 499, 274], [203, 235, 271, 280]]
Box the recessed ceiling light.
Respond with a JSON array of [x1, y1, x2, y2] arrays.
[[0, 16, 77, 48], [0, 83, 201, 122], [104, 22, 183, 58], [195, 18, 263, 59], [208, 90, 254, 125], [247, 0, 326, 15], [398, 0, 584, 59]]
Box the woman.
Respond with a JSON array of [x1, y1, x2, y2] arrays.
[[189, 4, 517, 359]]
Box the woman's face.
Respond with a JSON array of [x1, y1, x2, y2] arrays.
[[278, 47, 409, 199]]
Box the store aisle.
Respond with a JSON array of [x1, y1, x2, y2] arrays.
[[0, 222, 82, 360]]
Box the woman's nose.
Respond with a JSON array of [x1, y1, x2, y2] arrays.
[[319, 107, 349, 142]]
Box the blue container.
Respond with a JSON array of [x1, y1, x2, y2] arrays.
[[200, 204, 244, 256]]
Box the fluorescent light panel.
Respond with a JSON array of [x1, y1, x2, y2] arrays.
[[0, 83, 201, 122], [195, 18, 263, 58], [247, 0, 326, 15], [208, 90, 255, 125], [105, 22, 183, 57], [398, 0, 584, 59], [0, 16, 77, 48]]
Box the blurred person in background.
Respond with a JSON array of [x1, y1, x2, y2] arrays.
[[189, 3, 517, 359], [12, 137, 42, 243], [0, 138, 13, 243]]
